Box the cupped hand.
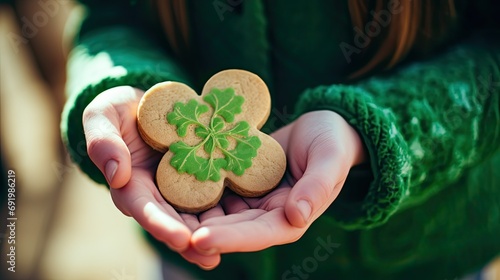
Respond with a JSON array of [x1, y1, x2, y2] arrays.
[[82, 86, 223, 269], [190, 110, 366, 255]]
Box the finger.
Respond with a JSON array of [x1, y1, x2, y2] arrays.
[[244, 184, 292, 210], [84, 113, 131, 188], [285, 141, 346, 228], [194, 209, 268, 256], [198, 204, 225, 223], [180, 213, 201, 232], [192, 210, 302, 254], [179, 247, 221, 270], [111, 171, 192, 251], [198, 192, 251, 224], [199, 209, 266, 227], [83, 103, 131, 189], [139, 201, 191, 251], [220, 192, 250, 214]]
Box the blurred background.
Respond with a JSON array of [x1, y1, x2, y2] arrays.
[[0, 1, 499, 280], [0, 1, 161, 279]]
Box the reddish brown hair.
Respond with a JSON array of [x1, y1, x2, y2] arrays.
[[348, 0, 458, 77], [156, 0, 458, 78]]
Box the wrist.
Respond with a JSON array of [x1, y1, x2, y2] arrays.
[[331, 111, 367, 167], [299, 110, 367, 167], [347, 122, 367, 166]]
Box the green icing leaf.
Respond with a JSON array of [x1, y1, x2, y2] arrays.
[[195, 126, 209, 139], [223, 135, 261, 176], [169, 141, 227, 181], [167, 100, 209, 137], [224, 121, 251, 136], [169, 141, 204, 175], [197, 157, 227, 182], [211, 117, 225, 132], [215, 134, 229, 149], [166, 87, 261, 182], [203, 88, 244, 122], [204, 135, 215, 154]]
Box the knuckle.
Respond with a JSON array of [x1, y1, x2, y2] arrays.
[[305, 175, 334, 204], [83, 102, 113, 122], [82, 104, 99, 123], [314, 177, 333, 200], [86, 135, 110, 157], [313, 131, 343, 154], [83, 92, 123, 124]]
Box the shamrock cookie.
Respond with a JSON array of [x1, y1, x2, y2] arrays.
[[137, 69, 287, 213]]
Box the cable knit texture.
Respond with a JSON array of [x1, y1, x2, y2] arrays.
[[295, 85, 412, 229], [295, 41, 500, 229]]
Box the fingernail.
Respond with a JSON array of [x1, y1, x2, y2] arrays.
[[297, 200, 311, 223], [105, 160, 118, 183]]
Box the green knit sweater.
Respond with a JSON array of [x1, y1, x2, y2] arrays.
[[61, 1, 500, 279]]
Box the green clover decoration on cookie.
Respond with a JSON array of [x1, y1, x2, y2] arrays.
[[167, 88, 262, 182], [136, 69, 286, 213]]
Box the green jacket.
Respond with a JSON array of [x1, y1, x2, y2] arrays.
[[61, 1, 500, 279]]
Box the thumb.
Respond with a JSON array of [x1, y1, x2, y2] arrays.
[[83, 104, 132, 189], [285, 140, 346, 228]]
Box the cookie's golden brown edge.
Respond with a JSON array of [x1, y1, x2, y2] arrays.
[[156, 153, 224, 213], [203, 69, 271, 129], [202, 69, 285, 202], [137, 81, 202, 152], [137, 69, 287, 213], [224, 132, 287, 197]]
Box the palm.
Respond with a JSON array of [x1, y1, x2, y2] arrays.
[[114, 119, 301, 254], [191, 110, 364, 256], [109, 115, 192, 230], [190, 123, 309, 253], [86, 87, 363, 268], [84, 86, 222, 268], [195, 178, 309, 250], [119, 112, 303, 256]]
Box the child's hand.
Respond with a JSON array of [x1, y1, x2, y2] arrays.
[[82, 86, 222, 269], [190, 110, 366, 256]]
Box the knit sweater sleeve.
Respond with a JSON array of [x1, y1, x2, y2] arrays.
[[295, 36, 500, 230], [61, 0, 191, 185]]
